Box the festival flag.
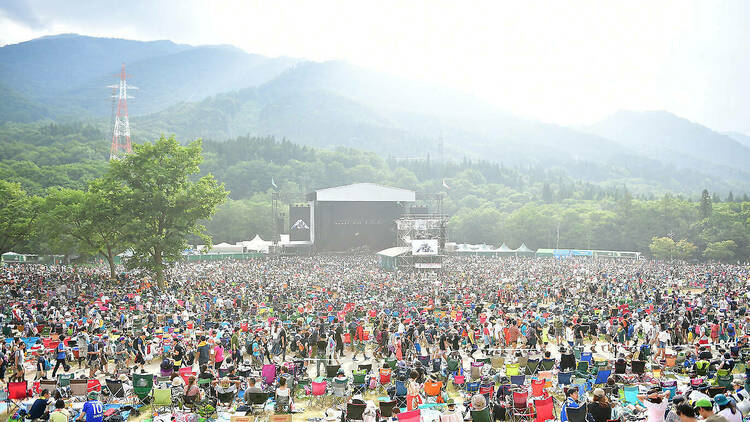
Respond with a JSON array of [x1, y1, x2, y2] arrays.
[[442, 179, 450, 189], [271, 178, 278, 189]]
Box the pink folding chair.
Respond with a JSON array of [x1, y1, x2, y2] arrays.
[[261, 364, 276, 386], [397, 409, 421, 422]]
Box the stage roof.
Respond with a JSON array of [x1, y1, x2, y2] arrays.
[[377, 246, 410, 257], [309, 183, 416, 202]]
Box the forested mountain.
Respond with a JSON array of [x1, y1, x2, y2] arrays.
[[0, 34, 298, 120], [2, 34, 750, 198]]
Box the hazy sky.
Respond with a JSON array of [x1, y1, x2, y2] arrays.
[[2, 0, 749, 133]]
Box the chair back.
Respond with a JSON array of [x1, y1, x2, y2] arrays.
[[510, 374, 526, 386], [466, 381, 480, 393], [453, 374, 466, 386], [525, 359, 540, 375], [352, 370, 367, 384], [513, 391, 528, 409], [311, 381, 327, 396], [106, 379, 125, 398], [8, 381, 28, 400], [631, 360, 646, 374], [325, 363, 341, 379], [506, 363, 520, 376], [566, 403, 587, 422], [39, 379, 57, 393], [614, 360, 626, 374], [379, 368, 392, 384], [580, 352, 593, 364], [58, 374, 73, 387], [70, 379, 88, 397], [347, 402, 367, 420], [358, 363, 372, 373], [624, 386, 640, 405], [531, 379, 546, 397], [469, 408, 492, 422], [87, 379, 102, 392], [534, 396, 554, 422], [594, 369, 611, 385], [246, 391, 269, 405], [379, 400, 397, 417], [395, 380, 408, 396], [557, 371, 573, 386], [424, 380, 443, 397], [153, 388, 172, 405], [262, 364, 277, 384], [491, 355, 505, 369], [540, 358, 556, 371], [396, 409, 421, 422]]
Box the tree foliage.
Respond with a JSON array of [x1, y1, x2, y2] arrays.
[[0, 180, 40, 255], [106, 136, 228, 288]]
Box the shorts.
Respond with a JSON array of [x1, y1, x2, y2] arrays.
[[214, 361, 222, 370], [88, 360, 100, 369], [659, 341, 666, 348]]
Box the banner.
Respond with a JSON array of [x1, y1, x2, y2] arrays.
[[412, 239, 438, 255], [289, 205, 311, 241]]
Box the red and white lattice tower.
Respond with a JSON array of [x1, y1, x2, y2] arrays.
[[108, 63, 138, 160]]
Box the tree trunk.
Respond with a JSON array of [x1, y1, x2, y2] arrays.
[[105, 247, 116, 280], [154, 250, 167, 290]]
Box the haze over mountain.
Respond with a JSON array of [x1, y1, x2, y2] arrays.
[[2, 34, 750, 196]]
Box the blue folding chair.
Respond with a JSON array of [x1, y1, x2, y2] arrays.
[[580, 352, 593, 365], [558, 371, 573, 386], [510, 375, 526, 386], [594, 369, 611, 385]]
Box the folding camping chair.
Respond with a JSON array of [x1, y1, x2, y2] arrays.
[[531, 379, 547, 398], [565, 403, 587, 422], [324, 363, 341, 379], [262, 364, 277, 386], [132, 373, 154, 406], [39, 379, 57, 396], [106, 379, 126, 400], [346, 402, 367, 421], [153, 388, 174, 414], [352, 370, 367, 394], [506, 363, 520, 377], [423, 380, 443, 403], [557, 371, 573, 387], [470, 408, 493, 422], [623, 386, 642, 406], [525, 359, 540, 376], [69, 379, 88, 400], [244, 392, 269, 415], [309, 380, 328, 408], [512, 391, 535, 422], [631, 360, 646, 375], [593, 369, 611, 385], [661, 380, 677, 400], [534, 396, 554, 422], [491, 355, 505, 370], [379, 399, 397, 419], [6, 382, 28, 415]]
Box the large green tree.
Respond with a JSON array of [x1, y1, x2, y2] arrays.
[[703, 240, 737, 261], [107, 136, 228, 288], [0, 180, 40, 255], [39, 178, 130, 278]]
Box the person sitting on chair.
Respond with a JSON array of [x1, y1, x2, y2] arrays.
[[274, 377, 291, 413], [560, 386, 580, 422], [29, 389, 52, 421]]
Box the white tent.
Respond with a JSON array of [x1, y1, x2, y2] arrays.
[[237, 235, 273, 253]]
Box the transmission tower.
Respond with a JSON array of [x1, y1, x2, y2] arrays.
[[108, 64, 138, 160]]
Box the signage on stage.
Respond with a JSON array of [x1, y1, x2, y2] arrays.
[[289, 205, 311, 241], [412, 239, 438, 256]]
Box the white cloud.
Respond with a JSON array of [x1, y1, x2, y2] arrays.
[[1, 0, 750, 133]]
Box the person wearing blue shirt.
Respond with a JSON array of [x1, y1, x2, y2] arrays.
[[77, 392, 103, 422], [52, 339, 69, 377], [560, 386, 580, 422]]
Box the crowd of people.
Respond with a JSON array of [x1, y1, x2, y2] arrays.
[[1, 255, 749, 421]]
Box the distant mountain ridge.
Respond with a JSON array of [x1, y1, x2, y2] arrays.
[[1, 34, 750, 195]]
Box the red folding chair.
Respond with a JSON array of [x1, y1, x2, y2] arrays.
[[87, 379, 102, 393], [7, 381, 29, 414], [534, 396, 554, 422], [512, 391, 535, 422], [531, 379, 547, 398]]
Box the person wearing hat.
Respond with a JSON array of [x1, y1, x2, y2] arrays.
[[77, 391, 103, 422], [694, 397, 728, 422], [714, 394, 741, 422], [588, 388, 613, 422], [440, 397, 462, 422]]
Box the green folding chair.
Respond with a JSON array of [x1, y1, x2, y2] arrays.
[[153, 388, 173, 413], [132, 373, 154, 406]]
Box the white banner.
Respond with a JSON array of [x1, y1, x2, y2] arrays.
[[415, 263, 442, 269], [412, 239, 438, 255]]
